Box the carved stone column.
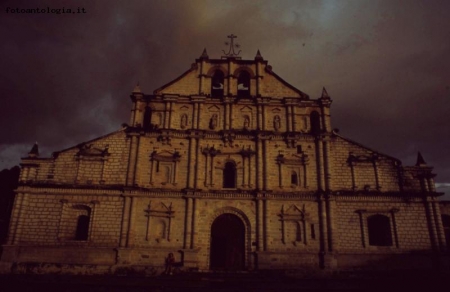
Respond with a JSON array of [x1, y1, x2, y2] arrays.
[[229, 103, 233, 130], [242, 156, 247, 188], [348, 154, 357, 191], [257, 105, 263, 130], [263, 199, 269, 251], [263, 140, 269, 190], [188, 137, 196, 188], [126, 134, 140, 186], [356, 210, 366, 248], [192, 103, 198, 130], [184, 197, 192, 249], [286, 105, 291, 132], [432, 198, 446, 250], [323, 137, 332, 191], [315, 138, 325, 191], [120, 196, 131, 247], [257, 197, 264, 251], [224, 103, 229, 129], [424, 197, 438, 250], [291, 105, 296, 132], [191, 197, 197, 248], [194, 139, 200, 189], [256, 140, 263, 190], [196, 103, 202, 129], [261, 105, 266, 131], [317, 194, 327, 267], [248, 154, 253, 188], [126, 196, 137, 247], [203, 153, 209, 187], [372, 154, 380, 190], [325, 193, 336, 252], [277, 161, 282, 188]]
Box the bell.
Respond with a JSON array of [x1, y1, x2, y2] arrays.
[[212, 81, 223, 88]]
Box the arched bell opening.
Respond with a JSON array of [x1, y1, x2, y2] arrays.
[[237, 71, 250, 97], [211, 70, 224, 97]]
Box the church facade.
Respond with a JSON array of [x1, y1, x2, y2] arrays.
[[1, 47, 449, 274]]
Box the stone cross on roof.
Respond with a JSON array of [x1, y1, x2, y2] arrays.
[[222, 34, 242, 59]]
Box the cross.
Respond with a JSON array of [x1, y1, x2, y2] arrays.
[[228, 34, 237, 41], [222, 34, 241, 58]]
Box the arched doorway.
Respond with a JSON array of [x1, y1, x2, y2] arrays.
[[210, 213, 245, 270]]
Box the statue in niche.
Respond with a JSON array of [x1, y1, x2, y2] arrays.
[[209, 114, 218, 130], [180, 114, 188, 129], [243, 115, 250, 129], [273, 115, 281, 131]]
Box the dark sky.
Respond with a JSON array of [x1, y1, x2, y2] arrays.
[[1, 0, 449, 199]]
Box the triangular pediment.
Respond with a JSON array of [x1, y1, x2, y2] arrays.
[[285, 204, 303, 215], [207, 105, 220, 111], [239, 106, 253, 112], [76, 143, 109, 157], [272, 108, 281, 113]]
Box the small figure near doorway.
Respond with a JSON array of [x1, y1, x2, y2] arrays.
[[164, 253, 175, 275], [209, 114, 218, 130]]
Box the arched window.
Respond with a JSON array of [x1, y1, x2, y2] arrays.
[[367, 214, 392, 246], [442, 215, 450, 248], [237, 71, 250, 97], [223, 161, 237, 188], [291, 171, 299, 186], [310, 111, 321, 135], [211, 70, 224, 97], [75, 215, 90, 241]]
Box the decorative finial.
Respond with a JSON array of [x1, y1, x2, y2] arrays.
[[255, 49, 263, 61], [321, 87, 330, 99], [133, 82, 141, 93], [222, 34, 242, 59], [28, 142, 39, 158], [416, 152, 427, 166], [200, 48, 209, 60]]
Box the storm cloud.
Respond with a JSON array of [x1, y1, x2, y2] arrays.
[[1, 0, 449, 198]]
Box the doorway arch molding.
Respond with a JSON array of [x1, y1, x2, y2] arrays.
[[207, 207, 253, 269]]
